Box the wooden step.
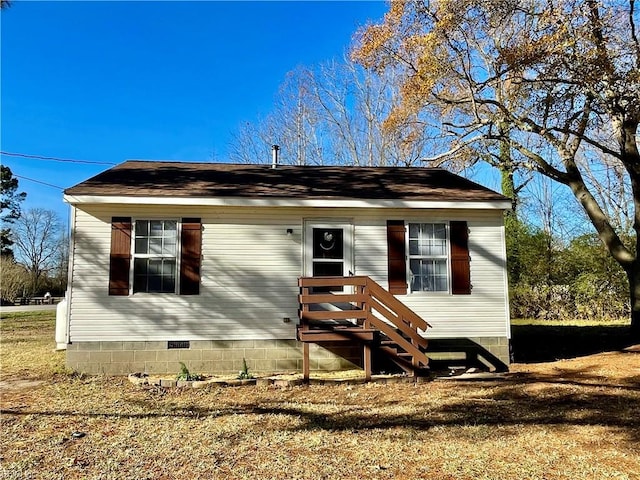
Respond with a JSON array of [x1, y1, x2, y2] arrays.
[[300, 310, 367, 321], [297, 327, 377, 342], [379, 345, 429, 367]]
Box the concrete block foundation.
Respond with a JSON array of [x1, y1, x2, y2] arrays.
[[66, 339, 362, 376], [66, 336, 510, 376]]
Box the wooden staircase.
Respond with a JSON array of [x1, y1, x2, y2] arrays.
[[297, 276, 431, 381]]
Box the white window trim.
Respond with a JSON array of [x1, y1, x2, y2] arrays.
[[406, 221, 451, 295], [130, 218, 182, 295]]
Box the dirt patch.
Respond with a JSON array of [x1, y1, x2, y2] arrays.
[[0, 379, 45, 392]]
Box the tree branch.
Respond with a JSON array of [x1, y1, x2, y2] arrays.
[[420, 135, 485, 164]]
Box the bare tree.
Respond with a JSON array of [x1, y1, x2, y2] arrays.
[[229, 67, 326, 166], [11, 208, 62, 296], [229, 57, 438, 167]]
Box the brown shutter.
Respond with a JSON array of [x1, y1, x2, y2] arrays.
[[180, 218, 202, 295], [387, 220, 407, 295], [109, 217, 132, 296], [450, 221, 471, 295]]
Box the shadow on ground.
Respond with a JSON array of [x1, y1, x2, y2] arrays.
[[2, 370, 639, 446], [511, 324, 635, 363]]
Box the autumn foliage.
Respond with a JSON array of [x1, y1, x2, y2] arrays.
[[353, 0, 640, 334]]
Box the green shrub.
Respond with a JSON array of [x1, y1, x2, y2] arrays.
[[237, 358, 254, 380], [176, 362, 204, 381]]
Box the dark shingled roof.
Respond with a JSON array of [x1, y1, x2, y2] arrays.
[[64, 160, 507, 202]]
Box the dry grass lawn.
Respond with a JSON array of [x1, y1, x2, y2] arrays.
[[1, 312, 639, 479]]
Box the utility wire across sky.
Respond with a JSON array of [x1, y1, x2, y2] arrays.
[[1, 151, 116, 166], [14, 174, 64, 191]]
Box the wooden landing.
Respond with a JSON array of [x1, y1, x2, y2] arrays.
[[297, 327, 377, 342]]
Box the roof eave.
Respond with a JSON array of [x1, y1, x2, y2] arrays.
[[63, 194, 512, 210]]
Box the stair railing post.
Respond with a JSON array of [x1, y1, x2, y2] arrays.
[[411, 315, 419, 378], [303, 342, 310, 383], [301, 283, 311, 383], [362, 280, 372, 381]]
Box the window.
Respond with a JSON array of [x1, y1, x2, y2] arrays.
[[109, 217, 201, 296], [133, 220, 178, 293], [408, 223, 448, 292], [386, 220, 470, 296]]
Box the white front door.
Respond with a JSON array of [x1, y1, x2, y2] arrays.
[[304, 221, 353, 281]]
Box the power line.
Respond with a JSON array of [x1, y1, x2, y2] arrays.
[[14, 174, 64, 191], [1, 151, 116, 166]]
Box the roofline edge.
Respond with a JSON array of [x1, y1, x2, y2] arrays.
[[63, 194, 512, 210]]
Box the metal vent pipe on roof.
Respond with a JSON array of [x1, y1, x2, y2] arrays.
[[271, 144, 280, 169]]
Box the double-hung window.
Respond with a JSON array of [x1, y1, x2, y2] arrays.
[[408, 223, 448, 292], [109, 217, 201, 296], [133, 220, 178, 293]]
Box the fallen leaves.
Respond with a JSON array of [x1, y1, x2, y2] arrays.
[[1, 315, 639, 479]]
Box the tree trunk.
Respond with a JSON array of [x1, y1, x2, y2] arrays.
[[617, 116, 640, 340], [499, 134, 522, 286], [630, 260, 640, 340]]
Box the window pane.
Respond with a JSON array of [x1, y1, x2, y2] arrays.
[[134, 258, 148, 275], [148, 275, 162, 292], [147, 259, 161, 274], [150, 221, 164, 236], [421, 240, 429, 256], [137, 221, 149, 236], [163, 276, 175, 293], [312, 261, 344, 293], [164, 221, 177, 232], [430, 259, 447, 292], [430, 239, 446, 256], [133, 275, 146, 293], [135, 238, 148, 254], [313, 261, 344, 277], [435, 275, 447, 292], [409, 239, 419, 255], [133, 258, 148, 293], [312, 228, 344, 259], [162, 260, 175, 275], [410, 259, 422, 291], [163, 238, 177, 255], [148, 238, 162, 254]]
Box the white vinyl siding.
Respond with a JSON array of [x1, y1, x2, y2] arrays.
[[67, 205, 509, 343]]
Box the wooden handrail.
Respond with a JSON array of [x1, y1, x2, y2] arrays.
[[298, 276, 367, 287], [298, 276, 431, 369], [365, 280, 431, 331], [368, 296, 427, 349], [298, 293, 368, 304]]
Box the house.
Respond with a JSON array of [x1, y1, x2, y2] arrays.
[[60, 160, 512, 377]]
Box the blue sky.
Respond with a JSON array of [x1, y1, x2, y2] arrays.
[[1, 0, 388, 222]]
